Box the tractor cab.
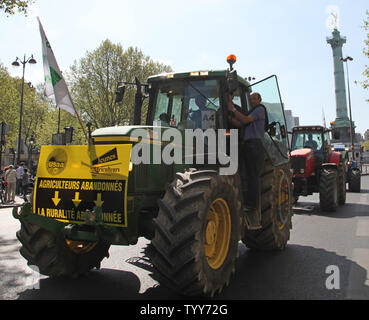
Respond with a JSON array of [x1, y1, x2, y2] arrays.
[[291, 126, 331, 162], [143, 69, 290, 166]]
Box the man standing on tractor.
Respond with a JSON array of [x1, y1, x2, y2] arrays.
[[228, 92, 267, 230]]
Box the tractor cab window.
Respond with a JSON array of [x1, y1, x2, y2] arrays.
[[152, 79, 221, 130], [291, 131, 323, 152]]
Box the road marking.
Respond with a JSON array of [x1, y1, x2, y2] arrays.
[[353, 249, 369, 287], [347, 248, 369, 299], [347, 216, 369, 299], [356, 220, 369, 237]]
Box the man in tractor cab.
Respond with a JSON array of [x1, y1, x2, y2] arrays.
[[189, 94, 210, 128], [304, 133, 318, 151], [228, 92, 266, 230]]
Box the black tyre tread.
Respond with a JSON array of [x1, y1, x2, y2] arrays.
[[350, 170, 361, 193], [242, 158, 293, 251], [16, 220, 110, 277], [338, 164, 346, 205], [146, 169, 242, 297], [319, 169, 338, 212]]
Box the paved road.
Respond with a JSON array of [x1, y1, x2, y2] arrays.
[[1, 177, 369, 300]]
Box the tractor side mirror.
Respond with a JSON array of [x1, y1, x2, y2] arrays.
[[133, 78, 143, 125], [280, 124, 287, 139], [333, 129, 340, 140], [226, 69, 238, 94], [64, 127, 74, 144]]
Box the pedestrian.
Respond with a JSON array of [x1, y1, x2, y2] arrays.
[[228, 92, 267, 230], [0, 168, 8, 204], [2, 166, 9, 202], [22, 168, 30, 197], [16, 162, 24, 196], [5, 165, 17, 202]]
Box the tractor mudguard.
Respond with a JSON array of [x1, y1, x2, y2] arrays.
[[321, 163, 338, 171], [328, 151, 341, 167]]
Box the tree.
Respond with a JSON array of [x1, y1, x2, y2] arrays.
[[0, 62, 53, 165], [0, 0, 35, 16], [69, 40, 172, 130], [360, 10, 369, 100], [0, 63, 21, 148]]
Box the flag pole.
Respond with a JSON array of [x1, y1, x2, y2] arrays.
[[66, 89, 89, 143], [57, 107, 61, 134]]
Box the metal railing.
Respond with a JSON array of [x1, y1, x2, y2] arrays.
[[360, 163, 369, 176]]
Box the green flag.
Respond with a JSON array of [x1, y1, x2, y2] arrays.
[[38, 17, 76, 116]]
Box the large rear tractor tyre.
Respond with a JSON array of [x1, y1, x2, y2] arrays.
[[242, 160, 293, 251], [338, 164, 346, 205], [16, 220, 110, 277], [146, 169, 243, 297], [319, 169, 339, 212], [349, 170, 361, 193]]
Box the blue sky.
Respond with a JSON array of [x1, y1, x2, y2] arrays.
[[0, 0, 368, 134]]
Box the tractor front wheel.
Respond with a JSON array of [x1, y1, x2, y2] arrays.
[[349, 169, 361, 193], [338, 163, 346, 205], [319, 169, 339, 212], [16, 220, 110, 277]]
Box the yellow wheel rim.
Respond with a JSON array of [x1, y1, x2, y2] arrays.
[[65, 240, 97, 254], [204, 198, 231, 270], [277, 171, 291, 230]]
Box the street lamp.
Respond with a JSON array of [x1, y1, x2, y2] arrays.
[[28, 135, 35, 170], [340, 56, 354, 159], [11, 54, 37, 164]]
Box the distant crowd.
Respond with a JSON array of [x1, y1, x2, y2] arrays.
[[0, 163, 35, 203]]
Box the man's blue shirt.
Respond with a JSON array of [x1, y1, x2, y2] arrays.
[[244, 105, 266, 141]]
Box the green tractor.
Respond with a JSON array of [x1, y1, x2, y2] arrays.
[[13, 56, 293, 297]]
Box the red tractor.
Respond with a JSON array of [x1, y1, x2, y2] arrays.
[[290, 126, 346, 212]]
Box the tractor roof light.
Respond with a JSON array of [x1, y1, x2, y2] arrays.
[[227, 54, 237, 70]]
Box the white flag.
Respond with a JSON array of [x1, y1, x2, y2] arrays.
[[38, 17, 76, 116]]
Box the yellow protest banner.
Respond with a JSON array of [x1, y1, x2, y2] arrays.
[[33, 145, 132, 227]]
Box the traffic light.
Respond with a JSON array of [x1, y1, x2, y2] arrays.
[[115, 85, 126, 103]]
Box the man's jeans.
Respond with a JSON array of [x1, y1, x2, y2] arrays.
[[241, 139, 265, 209], [16, 178, 22, 195]]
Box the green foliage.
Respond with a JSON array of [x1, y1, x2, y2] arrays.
[[0, 62, 50, 164], [0, 63, 19, 147], [0, 0, 34, 16], [1, 40, 173, 156], [361, 10, 369, 99], [362, 140, 369, 152], [69, 39, 172, 130]]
